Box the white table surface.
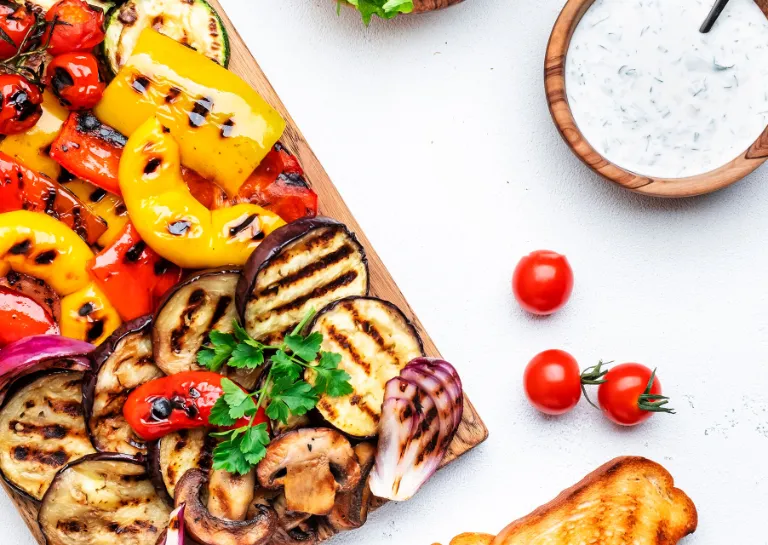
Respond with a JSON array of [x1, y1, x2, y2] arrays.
[[3, 1, 767, 543]]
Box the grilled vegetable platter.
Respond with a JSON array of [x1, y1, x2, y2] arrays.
[[0, 1, 485, 544]]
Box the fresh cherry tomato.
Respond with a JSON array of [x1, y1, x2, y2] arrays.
[[46, 52, 105, 109], [44, 0, 105, 56], [0, 287, 59, 347], [524, 349, 582, 415], [0, 74, 42, 135], [0, 2, 35, 60], [597, 363, 673, 426], [512, 250, 574, 315]]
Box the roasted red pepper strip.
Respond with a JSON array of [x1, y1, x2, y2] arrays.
[[0, 151, 107, 245], [49, 111, 126, 195], [123, 371, 268, 441], [235, 146, 318, 223], [88, 222, 183, 321], [0, 287, 59, 347]]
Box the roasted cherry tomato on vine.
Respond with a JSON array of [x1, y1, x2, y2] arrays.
[[524, 349, 582, 415], [44, 0, 105, 56], [46, 52, 105, 110], [0, 2, 36, 60], [0, 287, 59, 347], [123, 371, 269, 441], [0, 74, 42, 135], [597, 363, 674, 426], [512, 250, 574, 315]]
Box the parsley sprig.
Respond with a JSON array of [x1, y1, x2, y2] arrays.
[[197, 309, 353, 475]]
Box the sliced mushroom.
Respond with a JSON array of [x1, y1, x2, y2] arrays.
[[271, 519, 319, 545], [270, 414, 311, 438], [257, 428, 361, 516], [327, 442, 376, 530], [208, 468, 256, 521], [175, 469, 276, 545]]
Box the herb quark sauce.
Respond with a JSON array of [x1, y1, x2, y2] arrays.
[[566, 0, 768, 178]]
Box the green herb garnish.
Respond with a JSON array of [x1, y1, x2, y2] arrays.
[[198, 309, 352, 474]]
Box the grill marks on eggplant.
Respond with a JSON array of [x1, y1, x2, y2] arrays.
[[88, 326, 163, 455], [243, 226, 368, 345], [306, 298, 425, 437], [155, 428, 214, 498], [0, 373, 95, 501], [39, 456, 171, 545], [154, 270, 240, 376]]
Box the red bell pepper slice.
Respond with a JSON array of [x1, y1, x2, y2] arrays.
[[49, 111, 126, 196], [0, 287, 59, 347], [235, 146, 318, 223], [88, 222, 183, 321], [0, 151, 107, 245], [123, 371, 268, 441]]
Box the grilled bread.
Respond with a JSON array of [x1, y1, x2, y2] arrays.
[[0, 372, 95, 501], [306, 297, 424, 437], [238, 217, 368, 346], [492, 457, 697, 545]]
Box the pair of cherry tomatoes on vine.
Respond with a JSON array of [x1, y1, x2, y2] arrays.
[[523, 350, 674, 426], [0, 0, 105, 135]]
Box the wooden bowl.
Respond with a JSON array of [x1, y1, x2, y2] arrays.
[[545, 0, 768, 197]]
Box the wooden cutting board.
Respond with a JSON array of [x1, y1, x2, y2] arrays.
[[2, 3, 489, 542]]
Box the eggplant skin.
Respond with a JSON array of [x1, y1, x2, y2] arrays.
[[148, 428, 214, 502], [306, 297, 425, 437], [39, 453, 171, 545], [0, 372, 95, 502], [153, 267, 241, 376], [84, 316, 163, 456], [237, 217, 369, 345]]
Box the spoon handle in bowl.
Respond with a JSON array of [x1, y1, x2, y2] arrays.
[[700, 0, 731, 33]]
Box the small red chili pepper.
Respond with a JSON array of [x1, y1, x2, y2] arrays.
[[123, 371, 268, 441], [88, 222, 183, 321], [46, 52, 105, 110]]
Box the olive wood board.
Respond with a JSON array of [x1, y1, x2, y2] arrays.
[[2, 2, 489, 543]]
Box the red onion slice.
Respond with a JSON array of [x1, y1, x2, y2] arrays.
[[163, 503, 185, 545], [403, 362, 463, 430], [400, 367, 456, 449], [0, 335, 94, 404]]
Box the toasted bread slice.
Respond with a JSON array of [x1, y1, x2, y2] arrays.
[[450, 533, 495, 545], [492, 457, 697, 545]]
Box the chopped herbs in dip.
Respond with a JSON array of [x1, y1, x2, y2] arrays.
[[565, 0, 768, 178]]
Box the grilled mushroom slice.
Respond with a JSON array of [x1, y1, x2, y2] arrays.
[[84, 316, 163, 455], [208, 468, 256, 521], [39, 453, 171, 545], [237, 217, 369, 345], [175, 469, 277, 545], [149, 428, 215, 501], [306, 297, 424, 437], [256, 428, 361, 516], [327, 442, 376, 530], [0, 372, 95, 501]]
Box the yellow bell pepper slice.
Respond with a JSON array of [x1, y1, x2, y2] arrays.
[[0, 92, 68, 179], [119, 117, 285, 269], [0, 210, 121, 343], [96, 29, 285, 197], [63, 180, 129, 248]]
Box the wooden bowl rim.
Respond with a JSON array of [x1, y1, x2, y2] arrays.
[[545, 0, 768, 198]]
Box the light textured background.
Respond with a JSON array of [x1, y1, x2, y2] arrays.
[[3, 0, 768, 543]]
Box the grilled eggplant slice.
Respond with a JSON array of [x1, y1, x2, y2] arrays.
[[84, 316, 163, 455], [149, 428, 214, 501], [237, 217, 368, 346], [306, 297, 424, 437], [0, 372, 95, 501], [39, 453, 171, 545], [154, 268, 240, 376]]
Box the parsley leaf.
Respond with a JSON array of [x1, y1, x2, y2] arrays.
[[221, 378, 257, 420], [240, 423, 270, 465], [232, 320, 251, 343], [208, 396, 237, 427], [267, 378, 317, 423], [229, 343, 265, 369], [345, 0, 414, 25], [271, 350, 302, 383], [198, 330, 237, 372], [284, 331, 323, 362], [312, 351, 353, 397], [213, 435, 252, 475]]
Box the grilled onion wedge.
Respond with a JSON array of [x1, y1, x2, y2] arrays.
[[237, 217, 369, 346], [0, 372, 95, 501], [39, 453, 171, 545], [305, 297, 424, 437], [148, 428, 215, 502], [84, 316, 163, 456]]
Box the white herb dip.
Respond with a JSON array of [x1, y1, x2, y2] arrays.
[[565, 0, 768, 178]]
